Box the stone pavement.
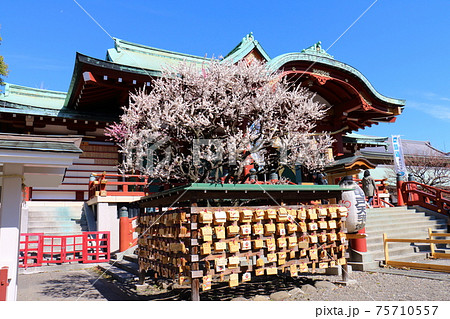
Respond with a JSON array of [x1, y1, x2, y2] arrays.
[[17, 264, 138, 301]]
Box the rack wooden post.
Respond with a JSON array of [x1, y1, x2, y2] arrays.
[[190, 202, 200, 301]]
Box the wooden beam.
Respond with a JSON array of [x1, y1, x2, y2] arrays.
[[432, 253, 450, 259], [346, 233, 367, 239], [429, 232, 450, 237], [385, 238, 450, 244], [386, 261, 450, 273]]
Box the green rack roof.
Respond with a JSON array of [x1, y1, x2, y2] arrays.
[[137, 182, 353, 207]]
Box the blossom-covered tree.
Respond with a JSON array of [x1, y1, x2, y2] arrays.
[[106, 60, 333, 183]]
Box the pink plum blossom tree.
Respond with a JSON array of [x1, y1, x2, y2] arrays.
[[106, 60, 333, 184]]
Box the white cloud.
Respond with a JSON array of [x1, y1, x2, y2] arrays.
[[408, 101, 450, 121]]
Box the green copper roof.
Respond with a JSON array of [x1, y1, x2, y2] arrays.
[[343, 133, 388, 147], [0, 82, 117, 121], [0, 133, 82, 154], [222, 32, 271, 63], [106, 38, 209, 72], [0, 83, 66, 110]]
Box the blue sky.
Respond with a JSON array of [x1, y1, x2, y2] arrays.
[[1, 0, 449, 151]]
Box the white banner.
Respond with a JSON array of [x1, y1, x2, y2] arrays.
[[391, 135, 407, 177]]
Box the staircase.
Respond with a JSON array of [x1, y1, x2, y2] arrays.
[[349, 206, 449, 271], [98, 254, 139, 283], [25, 202, 87, 235]]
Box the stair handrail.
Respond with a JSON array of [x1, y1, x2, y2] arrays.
[[401, 181, 450, 217], [383, 232, 450, 273]]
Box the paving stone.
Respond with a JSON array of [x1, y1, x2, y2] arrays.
[[270, 291, 290, 301], [252, 295, 271, 301], [289, 287, 304, 296], [231, 297, 248, 301], [300, 284, 317, 294], [314, 280, 336, 290]]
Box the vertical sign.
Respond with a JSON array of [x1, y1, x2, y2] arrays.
[[391, 135, 407, 177]]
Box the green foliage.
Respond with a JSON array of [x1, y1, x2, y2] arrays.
[[0, 33, 9, 88]]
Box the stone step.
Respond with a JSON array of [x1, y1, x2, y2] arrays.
[[377, 252, 430, 264], [123, 254, 138, 263], [367, 234, 450, 250], [348, 260, 379, 271], [366, 220, 446, 232], [28, 216, 83, 221], [367, 212, 428, 221], [349, 206, 448, 271], [370, 246, 418, 261], [97, 263, 137, 283], [25, 202, 85, 235], [27, 226, 83, 234], [28, 221, 81, 227], [366, 213, 431, 222], [109, 259, 139, 276], [367, 207, 410, 213], [28, 211, 83, 218], [366, 227, 447, 242]]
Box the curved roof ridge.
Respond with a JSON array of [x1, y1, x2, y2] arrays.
[[267, 51, 405, 107]]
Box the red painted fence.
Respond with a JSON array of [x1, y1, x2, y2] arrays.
[[19, 232, 110, 268], [0, 267, 8, 301]]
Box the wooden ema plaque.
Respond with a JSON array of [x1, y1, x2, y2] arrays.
[[136, 205, 348, 295]]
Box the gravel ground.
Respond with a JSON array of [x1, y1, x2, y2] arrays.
[[133, 268, 450, 301], [17, 264, 450, 301], [289, 271, 450, 301]]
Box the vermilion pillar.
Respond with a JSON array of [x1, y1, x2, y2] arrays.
[[397, 173, 405, 206], [350, 228, 367, 252], [119, 206, 129, 252]]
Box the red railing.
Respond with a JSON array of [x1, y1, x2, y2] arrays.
[[88, 173, 150, 199], [355, 178, 390, 208], [401, 181, 450, 217], [19, 232, 110, 268], [0, 267, 8, 301]]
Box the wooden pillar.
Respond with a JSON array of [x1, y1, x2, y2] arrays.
[[190, 202, 200, 301]]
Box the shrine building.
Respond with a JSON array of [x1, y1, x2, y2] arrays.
[[0, 33, 405, 202]]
